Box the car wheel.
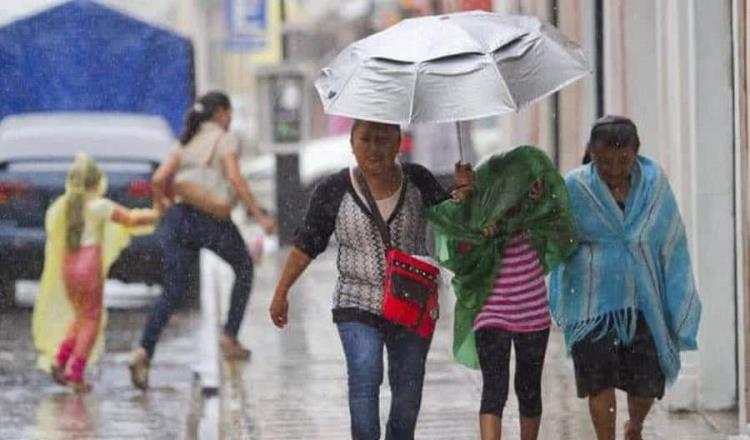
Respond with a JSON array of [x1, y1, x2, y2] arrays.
[[0, 276, 16, 309]]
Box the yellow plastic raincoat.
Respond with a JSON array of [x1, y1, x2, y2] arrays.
[[32, 154, 154, 371]]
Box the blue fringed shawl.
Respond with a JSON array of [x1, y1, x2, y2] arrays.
[[550, 156, 701, 384]]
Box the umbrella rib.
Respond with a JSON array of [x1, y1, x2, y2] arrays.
[[444, 18, 486, 55], [513, 68, 591, 112], [326, 56, 364, 112], [407, 63, 420, 124], [488, 53, 518, 111]]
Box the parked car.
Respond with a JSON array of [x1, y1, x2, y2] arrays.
[[0, 112, 190, 307]]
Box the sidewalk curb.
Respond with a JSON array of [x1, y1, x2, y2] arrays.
[[191, 250, 229, 440], [195, 250, 223, 394], [194, 250, 257, 439]]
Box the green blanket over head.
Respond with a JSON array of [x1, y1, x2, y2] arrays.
[[427, 146, 577, 368]]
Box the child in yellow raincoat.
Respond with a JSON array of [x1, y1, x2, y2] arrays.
[[32, 153, 160, 393]]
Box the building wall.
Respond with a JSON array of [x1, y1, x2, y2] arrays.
[[556, 0, 596, 173], [733, 0, 750, 428], [560, 0, 738, 411], [692, 0, 736, 411], [503, 0, 740, 412]]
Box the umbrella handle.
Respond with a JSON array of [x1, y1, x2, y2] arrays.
[[454, 156, 474, 192], [455, 121, 464, 162]]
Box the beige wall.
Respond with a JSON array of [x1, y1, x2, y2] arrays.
[[556, 0, 596, 173]]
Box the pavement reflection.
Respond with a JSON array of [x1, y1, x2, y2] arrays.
[[0, 308, 201, 439], [35, 393, 95, 437]]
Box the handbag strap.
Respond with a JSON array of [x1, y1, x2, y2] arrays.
[[201, 132, 225, 167], [354, 168, 392, 250]]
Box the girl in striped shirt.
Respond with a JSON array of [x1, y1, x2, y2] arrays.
[[472, 178, 551, 440], [429, 146, 576, 440]]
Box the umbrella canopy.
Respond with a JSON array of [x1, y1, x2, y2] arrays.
[[315, 11, 590, 125]]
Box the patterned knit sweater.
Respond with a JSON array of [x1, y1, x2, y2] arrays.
[[294, 164, 448, 326]]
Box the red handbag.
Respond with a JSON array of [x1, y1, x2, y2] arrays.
[[356, 169, 440, 339]]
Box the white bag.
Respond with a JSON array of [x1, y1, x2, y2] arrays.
[[174, 133, 235, 205]]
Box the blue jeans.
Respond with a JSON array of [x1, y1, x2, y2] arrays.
[[140, 204, 253, 357], [337, 321, 431, 440]]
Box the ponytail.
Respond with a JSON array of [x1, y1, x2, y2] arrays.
[[64, 154, 104, 251], [65, 191, 85, 251], [179, 108, 206, 145], [179, 91, 232, 146]]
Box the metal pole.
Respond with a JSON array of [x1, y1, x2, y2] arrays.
[[551, 0, 561, 169], [280, 0, 288, 59], [594, 0, 605, 117]]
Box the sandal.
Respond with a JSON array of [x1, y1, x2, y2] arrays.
[[50, 364, 67, 386], [128, 348, 150, 390], [220, 335, 251, 360], [64, 356, 93, 394]]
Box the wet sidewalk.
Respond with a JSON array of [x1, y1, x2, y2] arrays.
[[0, 307, 208, 439], [220, 251, 738, 439], [0, 250, 739, 439]]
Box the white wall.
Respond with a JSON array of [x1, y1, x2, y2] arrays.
[[692, 0, 737, 410], [601, 0, 737, 411]]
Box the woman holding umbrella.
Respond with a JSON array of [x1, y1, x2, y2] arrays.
[[550, 116, 702, 440], [299, 10, 591, 439], [269, 119, 471, 439]]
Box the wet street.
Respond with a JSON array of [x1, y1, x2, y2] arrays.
[[0, 307, 207, 439], [225, 251, 739, 439], [0, 250, 741, 439]]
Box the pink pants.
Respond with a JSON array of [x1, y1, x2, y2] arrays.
[[61, 245, 104, 361]]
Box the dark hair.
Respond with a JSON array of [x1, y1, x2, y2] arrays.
[[350, 119, 401, 143], [582, 115, 641, 164], [179, 91, 232, 145]]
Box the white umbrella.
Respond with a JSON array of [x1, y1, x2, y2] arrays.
[[315, 11, 590, 158]]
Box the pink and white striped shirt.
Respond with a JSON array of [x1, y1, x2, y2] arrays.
[[473, 231, 551, 333]]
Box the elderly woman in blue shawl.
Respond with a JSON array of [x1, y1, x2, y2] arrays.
[[550, 115, 701, 440]]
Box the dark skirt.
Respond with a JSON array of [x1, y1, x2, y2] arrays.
[[571, 312, 665, 399]]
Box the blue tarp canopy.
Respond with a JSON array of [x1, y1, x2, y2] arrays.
[[0, 0, 194, 135]]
